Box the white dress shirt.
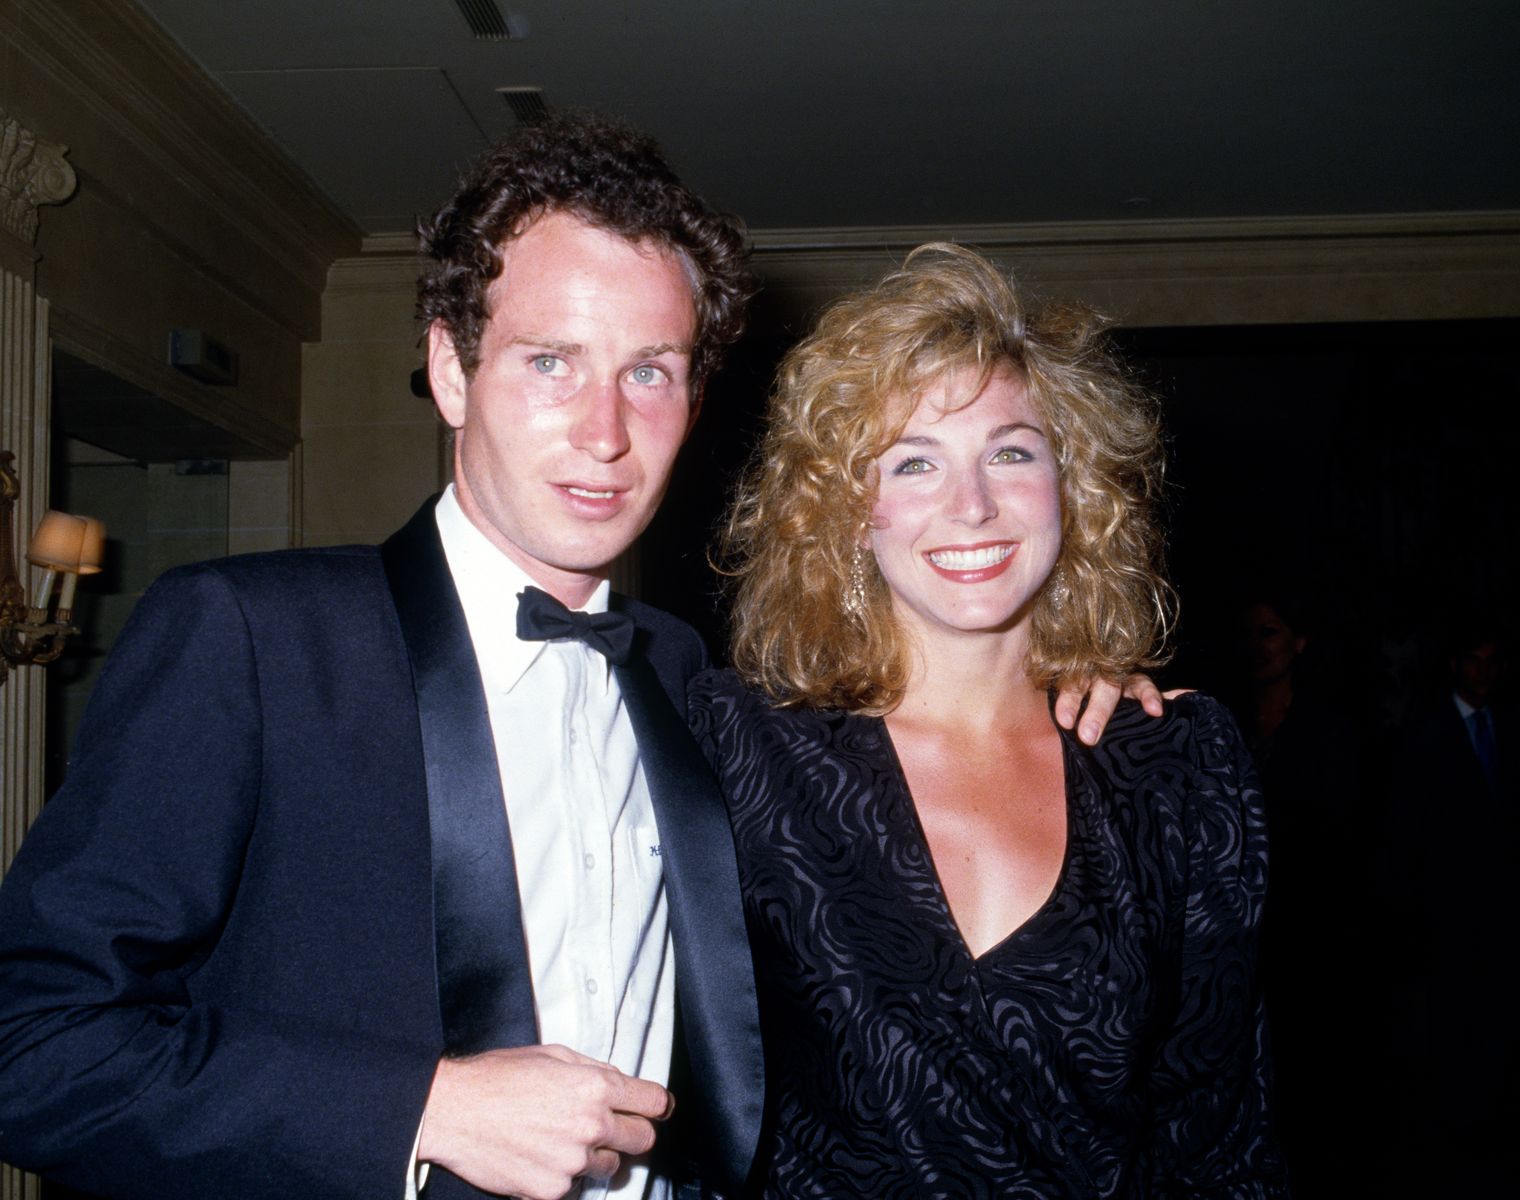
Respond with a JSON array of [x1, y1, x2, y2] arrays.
[[426, 488, 675, 1200]]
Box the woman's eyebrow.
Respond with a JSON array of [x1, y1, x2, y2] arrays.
[[987, 421, 1046, 441]]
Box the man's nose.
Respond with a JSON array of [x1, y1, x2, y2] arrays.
[[569, 381, 632, 461]]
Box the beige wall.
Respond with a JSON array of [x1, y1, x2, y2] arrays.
[[300, 242, 444, 547]]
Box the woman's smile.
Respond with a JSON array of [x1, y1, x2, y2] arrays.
[[923, 541, 1018, 581]]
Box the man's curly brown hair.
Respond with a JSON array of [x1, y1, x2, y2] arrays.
[[416, 111, 754, 390]]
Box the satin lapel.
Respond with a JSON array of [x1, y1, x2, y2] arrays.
[[611, 636, 763, 1193], [381, 500, 538, 1054]]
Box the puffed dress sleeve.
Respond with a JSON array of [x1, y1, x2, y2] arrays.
[[1145, 694, 1289, 1198]]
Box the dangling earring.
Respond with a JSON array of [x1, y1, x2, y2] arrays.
[[1047, 564, 1071, 609], [844, 543, 869, 619]]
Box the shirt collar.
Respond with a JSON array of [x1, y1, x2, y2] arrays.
[[1453, 691, 1479, 721], [434, 485, 612, 694]]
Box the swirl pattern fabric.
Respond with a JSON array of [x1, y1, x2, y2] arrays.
[[689, 673, 1287, 1199]]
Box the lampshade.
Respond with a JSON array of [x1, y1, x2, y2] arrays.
[[77, 517, 106, 575], [27, 511, 87, 571]]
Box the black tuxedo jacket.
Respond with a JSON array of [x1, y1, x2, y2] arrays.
[[0, 500, 762, 1199]]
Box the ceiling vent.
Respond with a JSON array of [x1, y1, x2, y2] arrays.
[[454, 0, 529, 41], [498, 86, 549, 125]]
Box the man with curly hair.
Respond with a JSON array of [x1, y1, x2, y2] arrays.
[[0, 113, 761, 1200]]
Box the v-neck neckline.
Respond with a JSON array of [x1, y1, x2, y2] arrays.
[[868, 711, 1083, 966]]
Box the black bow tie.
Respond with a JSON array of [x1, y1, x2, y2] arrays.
[[516, 586, 636, 666]]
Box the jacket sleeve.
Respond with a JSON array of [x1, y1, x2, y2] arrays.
[[0, 565, 438, 1200], [1144, 695, 1290, 1198]]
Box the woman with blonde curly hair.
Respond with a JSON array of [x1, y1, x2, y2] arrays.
[[690, 244, 1286, 1197]]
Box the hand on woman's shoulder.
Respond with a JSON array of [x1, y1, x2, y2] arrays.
[[1090, 690, 1248, 757], [1079, 691, 1260, 834]]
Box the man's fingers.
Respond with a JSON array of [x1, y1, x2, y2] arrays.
[[1076, 679, 1121, 745], [603, 1111, 659, 1158], [540, 1042, 601, 1066], [419, 1047, 670, 1197], [1053, 685, 1083, 730], [609, 1073, 673, 1120], [1120, 672, 1165, 717], [1161, 687, 1193, 701], [1056, 674, 1177, 744], [583, 1148, 622, 1181]]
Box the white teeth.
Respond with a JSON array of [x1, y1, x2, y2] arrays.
[[567, 487, 615, 499], [928, 544, 1014, 570]]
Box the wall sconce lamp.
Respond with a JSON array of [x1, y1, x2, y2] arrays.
[[1, 450, 105, 685]]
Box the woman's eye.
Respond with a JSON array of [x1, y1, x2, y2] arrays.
[[990, 446, 1031, 464], [893, 457, 932, 475], [629, 364, 666, 386]]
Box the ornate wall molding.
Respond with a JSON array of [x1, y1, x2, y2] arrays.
[[326, 233, 423, 297], [0, 106, 76, 246], [749, 210, 1520, 328], [350, 210, 1520, 332]]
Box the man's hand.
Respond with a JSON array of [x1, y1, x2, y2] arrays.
[[418, 1044, 673, 1200], [1055, 674, 1187, 745]]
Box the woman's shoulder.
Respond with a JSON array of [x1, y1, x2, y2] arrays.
[[688, 667, 873, 764], [1166, 690, 1255, 777], [689, 666, 827, 717], [1085, 690, 1247, 759], [1079, 690, 1257, 816], [688, 664, 751, 704], [688, 666, 773, 727], [1083, 693, 1266, 908]]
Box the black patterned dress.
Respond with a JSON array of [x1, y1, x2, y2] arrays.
[[689, 673, 1288, 1199]]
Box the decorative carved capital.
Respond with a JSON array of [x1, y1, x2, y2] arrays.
[[1, 107, 78, 245]]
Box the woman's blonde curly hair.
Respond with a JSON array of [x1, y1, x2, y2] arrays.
[[718, 242, 1174, 714]]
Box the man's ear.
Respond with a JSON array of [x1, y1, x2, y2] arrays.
[[428, 322, 468, 430]]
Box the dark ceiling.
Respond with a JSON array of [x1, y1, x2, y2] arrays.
[[135, 0, 1520, 237]]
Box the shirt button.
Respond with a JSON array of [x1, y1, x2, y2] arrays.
[[583, 852, 596, 870], [568, 729, 578, 745], [585, 978, 599, 995]]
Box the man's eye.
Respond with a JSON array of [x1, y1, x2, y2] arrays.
[[532, 355, 562, 375], [629, 365, 665, 385]]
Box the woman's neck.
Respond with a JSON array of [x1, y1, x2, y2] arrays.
[[890, 625, 1048, 736]]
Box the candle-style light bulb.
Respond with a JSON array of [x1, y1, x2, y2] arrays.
[[58, 571, 80, 616], [30, 568, 57, 611]]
